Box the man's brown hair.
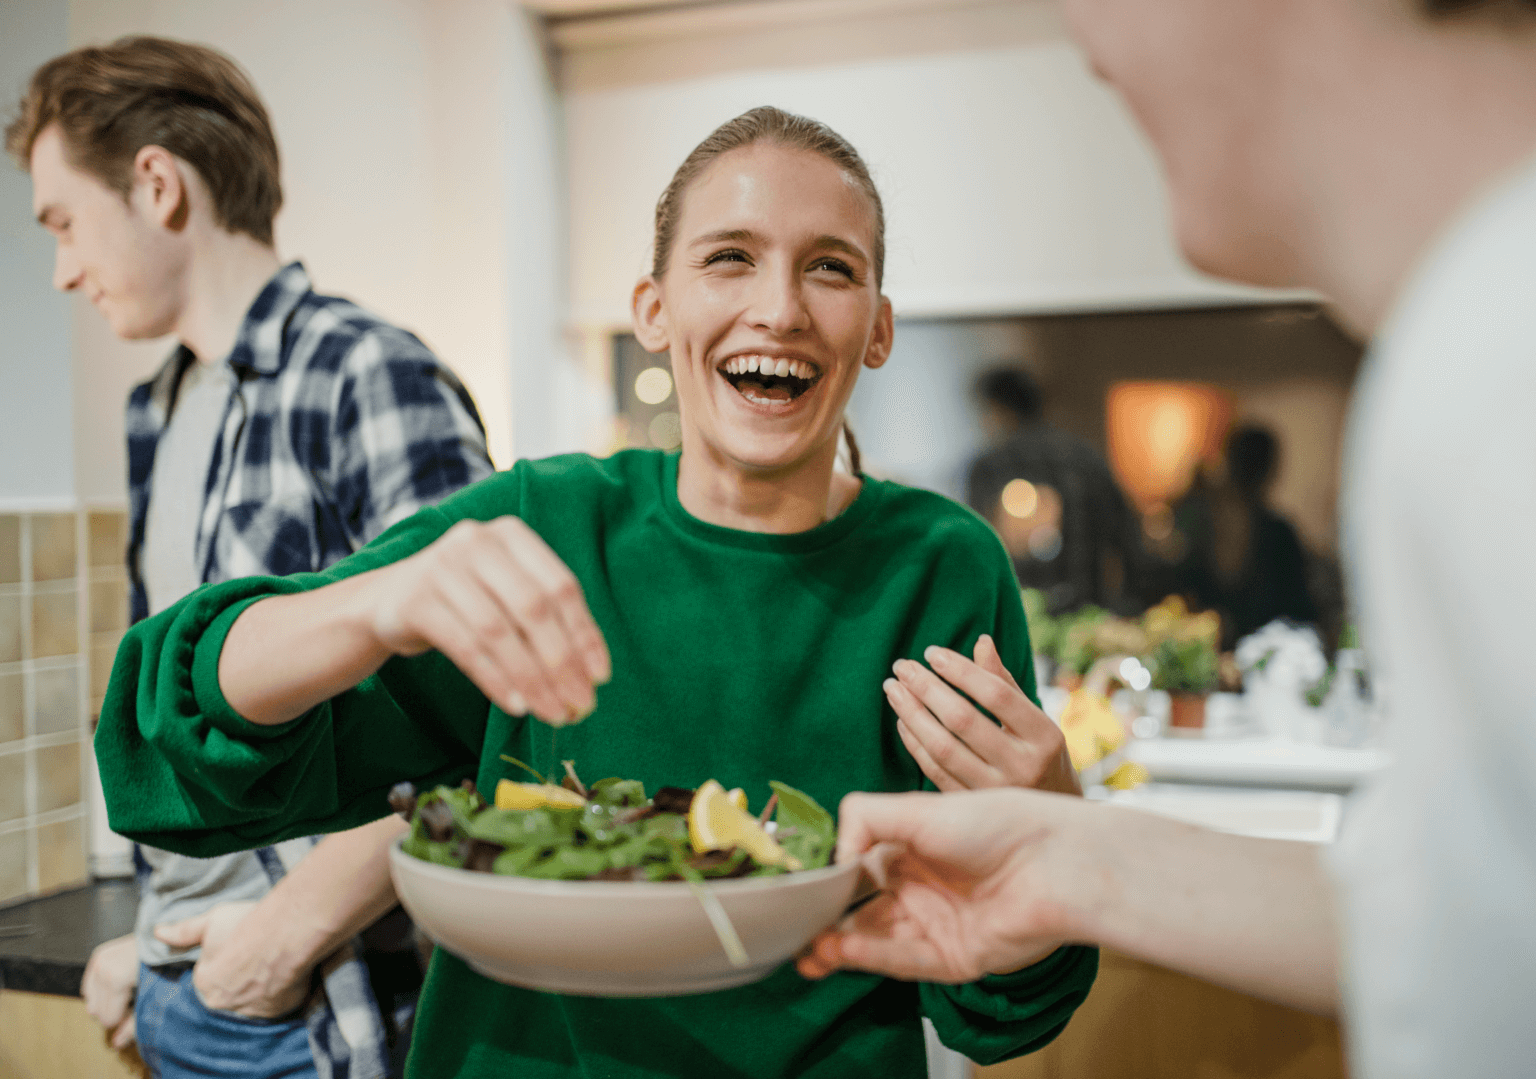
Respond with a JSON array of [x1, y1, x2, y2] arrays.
[[5, 36, 282, 245]]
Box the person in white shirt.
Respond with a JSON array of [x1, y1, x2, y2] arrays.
[[799, 2, 1536, 1076]]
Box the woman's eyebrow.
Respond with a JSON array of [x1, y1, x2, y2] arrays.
[[811, 235, 867, 262], [689, 228, 760, 247]]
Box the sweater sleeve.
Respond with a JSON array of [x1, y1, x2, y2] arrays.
[[93, 496, 497, 858], [918, 523, 1099, 1063]]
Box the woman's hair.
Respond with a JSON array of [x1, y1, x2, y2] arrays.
[[652, 107, 884, 478], [5, 36, 282, 245], [650, 105, 886, 287], [1421, 0, 1536, 15]]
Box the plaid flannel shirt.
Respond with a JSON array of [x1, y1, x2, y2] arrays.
[[124, 262, 494, 1078], [126, 260, 493, 619]]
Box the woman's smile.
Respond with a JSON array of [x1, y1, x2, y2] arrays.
[[715, 349, 823, 411]]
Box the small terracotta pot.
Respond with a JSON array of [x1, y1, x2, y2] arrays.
[[1169, 693, 1208, 730]]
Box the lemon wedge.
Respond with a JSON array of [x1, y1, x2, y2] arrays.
[[726, 787, 748, 812], [688, 779, 799, 869], [494, 779, 587, 811]]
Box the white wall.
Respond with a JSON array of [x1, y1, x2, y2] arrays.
[[0, 0, 75, 506], [562, 2, 1308, 332], [63, 0, 569, 500], [846, 319, 1035, 501]]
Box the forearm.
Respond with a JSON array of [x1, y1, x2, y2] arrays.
[[1081, 806, 1339, 1013], [219, 570, 392, 726], [247, 815, 409, 979]]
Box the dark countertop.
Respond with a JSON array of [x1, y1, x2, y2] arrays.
[[0, 878, 139, 997]]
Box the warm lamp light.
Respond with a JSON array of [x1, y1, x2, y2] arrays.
[[1001, 478, 1039, 519], [1106, 381, 1232, 511]]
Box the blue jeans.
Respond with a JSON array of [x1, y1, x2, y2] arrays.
[[136, 964, 318, 1079]]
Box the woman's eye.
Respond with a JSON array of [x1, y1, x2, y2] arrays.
[[703, 249, 751, 267], [811, 258, 855, 279]]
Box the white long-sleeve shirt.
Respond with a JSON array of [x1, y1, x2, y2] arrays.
[[1330, 148, 1536, 1078]]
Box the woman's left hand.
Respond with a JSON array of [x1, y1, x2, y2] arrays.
[[887, 634, 1080, 796]]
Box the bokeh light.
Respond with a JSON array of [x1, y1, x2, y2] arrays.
[[634, 366, 673, 405], [1118, 656, 1153, 692], [1001, 478, 1039, 519], [648, 411, 682, 449]]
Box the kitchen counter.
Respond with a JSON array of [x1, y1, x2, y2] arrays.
[[0, 878, 138, 996]]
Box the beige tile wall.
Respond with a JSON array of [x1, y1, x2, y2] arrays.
[[87, 512, 129, 723], [0, 508, 115, 907]]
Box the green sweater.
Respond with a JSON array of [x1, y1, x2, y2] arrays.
[[97, 450, 1096, 1078]]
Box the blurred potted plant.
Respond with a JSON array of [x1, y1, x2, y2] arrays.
[[1021, 589, 1059, 688], [1146, 603, 1221, 729], [1054, 606, 1111, 688]]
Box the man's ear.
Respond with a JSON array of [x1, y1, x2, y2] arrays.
[[632, 276, 670, 353], [862, 296, 894, 370], [132, 145, 188, 231]]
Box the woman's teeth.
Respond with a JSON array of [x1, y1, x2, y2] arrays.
[[720, 355, 817, 380]]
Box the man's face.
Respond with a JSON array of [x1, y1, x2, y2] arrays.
[[29, 125, 186, 340], [1061, 0, 1307, 288]]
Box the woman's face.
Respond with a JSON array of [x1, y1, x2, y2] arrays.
[[633, 142, 892, 476]]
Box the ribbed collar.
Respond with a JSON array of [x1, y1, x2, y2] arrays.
[[657, 450, 886, 554]]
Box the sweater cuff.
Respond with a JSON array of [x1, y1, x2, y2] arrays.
[[921, 945, 1098, 1066], [190, 594, 309, 741], [978, 944, 1098, 999]]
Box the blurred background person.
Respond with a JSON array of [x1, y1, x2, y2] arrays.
[[965, 366, 1145, 613], [1171, 424, 1318, 647]]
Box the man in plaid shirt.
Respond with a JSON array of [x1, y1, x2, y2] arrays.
[[9, 37, 492, 1079]]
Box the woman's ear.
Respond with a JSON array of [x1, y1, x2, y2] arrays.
[[632, 276, 670, 353], [862, 296, 895, 370], [132, 145, 189, 232]]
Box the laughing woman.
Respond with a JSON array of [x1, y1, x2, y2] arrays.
[[96, 107, 1095, 1078]]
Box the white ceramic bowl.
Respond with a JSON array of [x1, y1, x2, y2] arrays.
[[389, 836, 863, 996]]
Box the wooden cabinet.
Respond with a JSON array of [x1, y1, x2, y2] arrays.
[[0, 955, 1346, 1079], [0, 990, 148, 1079], [977, 951, 1348, 1079]]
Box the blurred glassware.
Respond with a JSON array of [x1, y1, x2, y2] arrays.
[[1203, 692, 1249, 739], [1322, 646, 1372, 747]]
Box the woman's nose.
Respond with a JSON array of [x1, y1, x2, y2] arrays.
[[747, 266, 809, 336]]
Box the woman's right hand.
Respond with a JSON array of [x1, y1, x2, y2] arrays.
[[364, 517, 612, 726]]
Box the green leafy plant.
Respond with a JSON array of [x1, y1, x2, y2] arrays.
[[1020, 589, 1059, 661], [1148, 636, 1219, 695], [1056, 605, 1111, 676]]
